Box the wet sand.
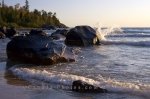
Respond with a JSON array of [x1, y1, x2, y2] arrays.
[[0, 62, 78, 99], [0, 62, 29, 99]]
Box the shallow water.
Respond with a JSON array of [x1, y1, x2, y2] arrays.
[[0, 28, 150, 99]]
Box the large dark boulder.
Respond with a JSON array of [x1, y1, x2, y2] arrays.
[[72, 80, 107, 93], [6, 35, 75, 65], [65, 26, 101, 46], [51, 29, 68, 40]]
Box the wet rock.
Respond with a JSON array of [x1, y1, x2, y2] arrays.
[[29, 29, 47, 36], [6, 35, 75, 65], [65, 26, 101, 46], [72, 80, 107, 93], [51, 29, 68, 40]]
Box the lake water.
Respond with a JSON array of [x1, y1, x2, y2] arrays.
[[0, 28, 150, 99]]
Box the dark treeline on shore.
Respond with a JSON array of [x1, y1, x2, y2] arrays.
[[0, 0, 66, 28]]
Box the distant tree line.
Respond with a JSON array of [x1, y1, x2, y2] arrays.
[[0, 0, 66, 28]]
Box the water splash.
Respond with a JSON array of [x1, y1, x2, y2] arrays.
[[95, 26, 123, 40]]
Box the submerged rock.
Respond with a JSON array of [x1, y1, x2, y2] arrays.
[[6, 35, 75, 65], [72, 80, 107, 93], [65, 26, 101, 46]]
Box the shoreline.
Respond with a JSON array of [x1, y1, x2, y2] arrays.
[[0, 62, 74, 99]]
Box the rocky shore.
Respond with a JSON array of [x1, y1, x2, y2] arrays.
[[2, 25, 108, 93]]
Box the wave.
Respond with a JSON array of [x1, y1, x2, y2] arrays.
[[123, 28, 150, 33], [107, 34, 150, 38], [10, 66, 99, 86], [96, 27, 123, 40], [10, 66, 150, 98], [100, 40, 150, 47], [96, 27, 150, 40], [95, 27, 150, 47]]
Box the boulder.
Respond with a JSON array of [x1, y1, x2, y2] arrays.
[[72, 80, 107, 93], [51, 29, 68, 40], [6, 35, 75, 65], [65, 26, 101, 46], [29, 29, 47, 36]]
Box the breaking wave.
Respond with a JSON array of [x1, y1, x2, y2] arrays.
[[10, 66, 99, 86], [107, 33, 150, 38], [96, 27, 150, 47], [100, 40, 150, 47], [123, 28, 150, 33], [10, 66, 150, 98]]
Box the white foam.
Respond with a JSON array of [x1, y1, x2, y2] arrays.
[[96, 27, 123, 40], [10, 66, 150, 98], [99, 77, 150, 92], [100, 40, 150, 47], [95, 26, 150, 47], [107, 33, 150, 38], [10, 67, 99, 86]]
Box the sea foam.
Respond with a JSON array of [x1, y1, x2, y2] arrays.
[[100, 40, 150, 47], [10, 66, 99, 86], [10, 66, 150, 97]]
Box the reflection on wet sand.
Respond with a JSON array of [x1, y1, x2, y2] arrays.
[[4, 60, 30, 86]]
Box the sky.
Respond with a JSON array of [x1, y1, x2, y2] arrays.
[[2, 0, 150, 27]]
